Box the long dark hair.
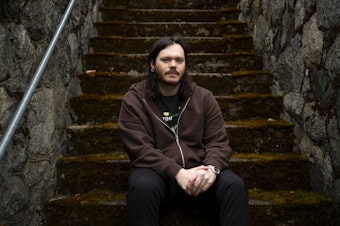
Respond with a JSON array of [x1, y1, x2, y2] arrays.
[[145, 35, 192, 99]]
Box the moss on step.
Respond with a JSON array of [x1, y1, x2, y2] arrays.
[[218, 93, 283, 120], [79, 70, 273, 95], [230, 70, 271, 77], [220, 92, 280, 100], [49, 190, 126, 207], [67, 123, 125, 155], [84, 70, 270, 78], [90, 35, 253, 54], [62, 152, 308, 164], [67, 120, 295, 154], [219, 7, 241, 13], [249, 189, 333, 225], [218, 19, 246, 25], [233, 152, 308, 162], [50, 189, 329, 209], [248, 189, 330, 206], [227, 119, 295, 153], [227, 118, 294, 129], [46, 189, 331, 226], [101, 0, 240, 9], [232, 152, 311, 190], [45, 191, 127, 226], [223, 33, 252, 40], [70, 95, 122, 124], [57, 152, 130, 194], [59, 152, 128, 163], [94, 21, 248, 40], [71, 92, 283, 124], [57, 152, 311, 192]]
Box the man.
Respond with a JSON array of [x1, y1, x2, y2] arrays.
[[118, 35, 251, 226]]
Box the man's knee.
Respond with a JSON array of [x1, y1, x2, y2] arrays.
[[216, 170, 247, 194], [128, 168, 165, 196]]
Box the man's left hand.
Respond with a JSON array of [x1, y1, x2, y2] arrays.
[[189, 165, 216, 196]]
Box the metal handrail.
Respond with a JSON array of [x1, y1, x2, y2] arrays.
[[0, 0, 76, 161]]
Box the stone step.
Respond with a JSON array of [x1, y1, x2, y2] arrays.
[[94, 21, 247, 37], [45, 189, 332, 226], [100, 7, 241, 22], [89, 35, 253, 53], [101, 0, 240, 9], [79, 70, 273, 96], [70, 93, 282, 124], [85, 52, 262, 74], [67, 119, 294, 156], [227, 119, 295, 153], [55, 152, 311, 195]]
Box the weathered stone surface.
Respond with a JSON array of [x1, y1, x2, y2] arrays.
[[0, 176, 29, 223], [0, 25, 10, 83], [312, 69, 334, 106], [283, 92, 304, 119], [316, 0, 340, 32], [328, 117, 340, 177], [274, 34, 304, 92], [0, 0, 98, 225], [303, 102, 327, 144], [337, 89, 340, 129], [239, 0, 340, 223], [0, 87, 16, 131], [325, 34, 340, 73], [302, 14, 323, 67]]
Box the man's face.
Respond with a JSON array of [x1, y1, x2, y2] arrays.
[[151, 43, 186, 86]]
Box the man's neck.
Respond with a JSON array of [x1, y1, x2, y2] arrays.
[[158, 83, 180, 96]]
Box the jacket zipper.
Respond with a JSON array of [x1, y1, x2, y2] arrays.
[[143, 97, 191, 168]]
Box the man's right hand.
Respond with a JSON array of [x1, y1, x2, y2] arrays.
[[175, 166, 216, 196]]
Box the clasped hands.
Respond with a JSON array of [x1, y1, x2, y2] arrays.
[[175, 165, 216, 197]]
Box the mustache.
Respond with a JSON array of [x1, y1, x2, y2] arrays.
[[165, 70, 179, 75]]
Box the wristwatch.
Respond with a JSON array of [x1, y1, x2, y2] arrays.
[[208, 165, 221, 175]]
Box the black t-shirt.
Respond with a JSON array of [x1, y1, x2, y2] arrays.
[[154, 93, 181, 131]]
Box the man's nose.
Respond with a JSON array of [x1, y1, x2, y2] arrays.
[[170, 59, 177, 67]]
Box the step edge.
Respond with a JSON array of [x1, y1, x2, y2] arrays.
[[99, 7, 240, 13], [95, 20, 246, 25], [83, 70, 271, 78], [86, 51, 257, 57], [90, 35, 251, 40], [71, 92, 281, 100], [47, 189, 330, 207], [58, 152, 308, 164], [67, 119, 294, 131]]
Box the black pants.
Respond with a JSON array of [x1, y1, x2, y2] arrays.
[[126, 167, 252, 226]]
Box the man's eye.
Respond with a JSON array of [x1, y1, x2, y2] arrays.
[[161, 59, 170, 63], [176, 59, 184, 63]]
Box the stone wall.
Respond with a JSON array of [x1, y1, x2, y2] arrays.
[[239, 0, 340, 223], [0, 0, 99, 225]]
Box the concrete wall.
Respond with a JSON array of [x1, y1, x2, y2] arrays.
[[239, 0, 340, 222], [0, 0, 99, 225]]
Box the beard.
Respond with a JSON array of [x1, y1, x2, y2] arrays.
[[155, 70, 183, 87]]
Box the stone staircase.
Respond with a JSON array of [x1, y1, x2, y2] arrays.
[[45, 0, 333, 225]]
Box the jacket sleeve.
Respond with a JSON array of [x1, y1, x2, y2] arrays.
[[202, 91, 233, 170], [118, 92, 182, 179]]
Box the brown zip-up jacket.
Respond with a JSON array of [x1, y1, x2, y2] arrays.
[[118, 80, 232, 179]]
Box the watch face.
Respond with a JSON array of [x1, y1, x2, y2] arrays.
[[214, 166, 220, 175], [209, 165, 220, 175]]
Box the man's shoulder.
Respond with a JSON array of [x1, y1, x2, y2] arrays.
[[124, 81, 145, 95], [191, 84, 213, 96]]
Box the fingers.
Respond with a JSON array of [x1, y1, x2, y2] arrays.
[[190, 169, 216, 196], [176, 167, 217, 196], [175, 168, 199, 195], [191, 173, 208, 196]]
